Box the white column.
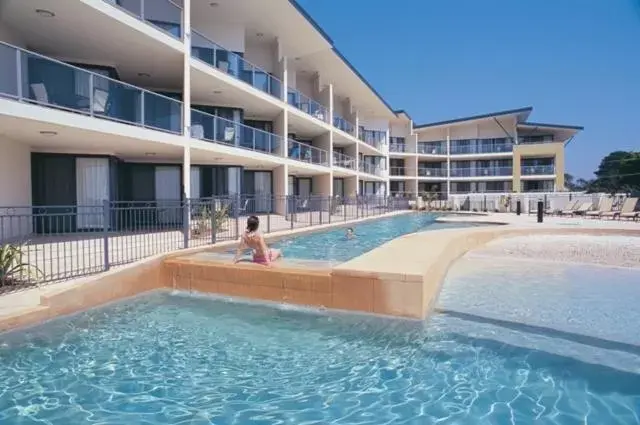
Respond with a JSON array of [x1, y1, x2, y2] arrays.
[[182, 0, 192, 198], [446, 126, 451, 197]]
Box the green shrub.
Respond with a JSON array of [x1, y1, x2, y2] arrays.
[[0, 242, 42, 286]]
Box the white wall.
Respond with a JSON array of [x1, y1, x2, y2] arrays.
[[416, 128, 446, 142], [191, 22, 245, 52], [359, 117, 389, 131], [244, 42, 275, 73], [0, 22, 25, 46], [0, 137, 32, 240], [390, 121, 411, 137], [294, 72, 314, 97]]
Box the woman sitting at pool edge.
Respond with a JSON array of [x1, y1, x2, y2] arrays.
[[233, 215, 282, 265]]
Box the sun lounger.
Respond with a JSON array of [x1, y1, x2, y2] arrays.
[[585, 198, 613, 218], [559, 199, 580, 216], [571, 201, 593, 216], [619, 198, 639, 220]]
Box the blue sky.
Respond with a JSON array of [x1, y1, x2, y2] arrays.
[[296, 0, 640, 179]]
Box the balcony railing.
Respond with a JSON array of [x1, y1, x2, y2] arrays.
[[389, 167, 407, 176], [521, 165, 555, 175], [450, 144, 513, 155], [359, 162, 385, 176], [287, 140, 329, 166], [389, 143, 407, 153], [333, 115, 355, 135], [191, 109, 281, 155], [359, 129, 386, 150], [333, 152, 357, 170], [287, 89, 329, 123], [0, 42, 183, 134], [191, 30, 282, 99], [518, 136, 555, 144], [418, 168, 447, 178], [450, 167, 513, 177], [417, 144, 447, 155], [103, 0, 183, 39]]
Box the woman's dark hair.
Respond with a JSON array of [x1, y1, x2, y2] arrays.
[[246, 215, 260, 232], [347, 227, 354, 232]]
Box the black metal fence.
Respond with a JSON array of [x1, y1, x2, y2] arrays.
[[0, 195, 411, 292]]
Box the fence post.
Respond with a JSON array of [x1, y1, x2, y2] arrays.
[[328, 196, 331, 224], [267, 195, 271, 233], [183, 197, 189, 249], [210, 198, 217, 245], [102, 199, 110, 272], [344, 198, 347, 222]]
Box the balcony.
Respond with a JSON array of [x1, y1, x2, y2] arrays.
[[104, 0, 183, 39], [521, 165, 555, 175], [287, 89, 329, 123], [288, 140, 329, 166], [333, 152, 357, 171], [390, 166, 408, 176], [417, 144, 447, 155], [418, 168, 447, 178], [449, 144, 513, 155], [191, 30, 282, 99], [450, 167, 513, 178], [333, 115, 355, 136], [0, 42, 183, 134], [359, 129, 386, 150], [518, 136, 555, 145], [191, 109, 281, 155], [389, 143, 407, 153]]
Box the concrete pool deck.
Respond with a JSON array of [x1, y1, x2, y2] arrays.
[[1, 212, 639, 332]]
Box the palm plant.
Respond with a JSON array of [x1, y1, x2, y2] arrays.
[[0, 242, 42, 286]]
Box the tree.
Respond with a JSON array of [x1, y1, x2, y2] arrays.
[[589, 151, 640, 194], [564, 173, 591, 192]]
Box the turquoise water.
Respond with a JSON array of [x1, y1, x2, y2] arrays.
[[267, 213, 478, 262], [1, 292, 639, 424]]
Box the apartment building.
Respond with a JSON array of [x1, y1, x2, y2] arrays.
[[389, 107, 583, 198], [0, 0, 581, 222]]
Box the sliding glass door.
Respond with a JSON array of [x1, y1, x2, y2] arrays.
[[76, 157, 110, 229], [254, 172, 272, 213]]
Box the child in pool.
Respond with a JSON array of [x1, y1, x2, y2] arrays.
[[233, 215, 282, 265], [345, 227, 355, 240]]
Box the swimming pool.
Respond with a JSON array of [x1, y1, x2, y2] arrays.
[[266, 213, 479, 262], [1, 291, 638, 424]]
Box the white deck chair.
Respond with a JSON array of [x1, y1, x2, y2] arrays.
[[30, 83, 49, 104], [92, 88, 109, 114]]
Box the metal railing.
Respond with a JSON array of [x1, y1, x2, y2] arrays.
[[450, 144, 514, 155], [0, 195, 408, 291], [417, 144, 447, 155], [104, 0, 183, 39], [359, 162, 384, 176], [287, 140, 329, 166], [450, 167, 513, 177], [333, 115, 355, 135], [521, 165, 556, 175], [191, 109, 281, 155], [418, 168, 447, 177], [191, 30, 282, 99], [0, 42, 183, 134], [287, 89, 329, 123], [333, 152, 357, 170]]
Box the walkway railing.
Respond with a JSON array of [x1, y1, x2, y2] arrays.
[[191, 29, 282, 98], [287, 88, 329, 123], [191, 109, 281, 155], [0, 196, 408, 291], [287, 140, 329, 166], [103, 0, 183, 39], [0, 41, 183, 134], [332, 152, 357, 170]]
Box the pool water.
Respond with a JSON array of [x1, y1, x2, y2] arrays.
[[268, 213, 477, 262], [1, 292, 639, 424]]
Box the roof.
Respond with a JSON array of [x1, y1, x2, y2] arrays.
[[288, 0, 396, 115], [413, 107, 533, 129], [518, 121, 585, 131]]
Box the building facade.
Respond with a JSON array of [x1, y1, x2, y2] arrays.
[[0, 0, 581, 213]]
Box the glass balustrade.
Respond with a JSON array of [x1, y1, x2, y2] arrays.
[[287, 140, 329, 166], [418, 168, 447, 177], [287, 88, 329, 123], [521, 165, 555, 175], [191, 30, 282, 99], [191, 109, 281, 155], [0, 42, 183, 134], [332, 152, 356, 170], [103, 0, 183, 39], [333, 115, 355, 135]]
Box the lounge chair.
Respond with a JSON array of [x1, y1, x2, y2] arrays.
[[585, 198, 613, 219], [558, 199, 581, 216], [571, 201, 593, 216], [619, 197, 639, 221]]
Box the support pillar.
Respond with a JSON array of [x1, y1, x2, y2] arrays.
[[182, 0, 192, 199]]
